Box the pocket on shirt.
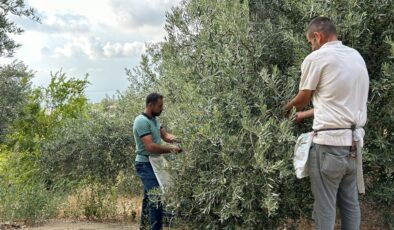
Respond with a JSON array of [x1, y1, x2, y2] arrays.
[[321, 151, 347, 180]]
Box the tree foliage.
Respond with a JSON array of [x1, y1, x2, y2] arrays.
[[0, 61, 33, 142], [40, 109, 136, 186], [0, 0, 38, 57], [128, 0, 393, 228], [0, 71, 89, 184], [0, 0, 392, 227]]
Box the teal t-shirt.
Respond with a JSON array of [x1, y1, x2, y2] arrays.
[[133, 113, 162, 162]]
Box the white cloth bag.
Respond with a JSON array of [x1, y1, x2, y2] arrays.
[[353, 128, 365, 194], [149, 155, 173, 192], [293, 132, 314, 179]]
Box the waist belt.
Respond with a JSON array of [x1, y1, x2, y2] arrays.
[[313, 124, 357, 155], [313, 124, 356, 133]]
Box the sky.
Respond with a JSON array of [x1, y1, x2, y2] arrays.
[[0, 0, 182, 102]]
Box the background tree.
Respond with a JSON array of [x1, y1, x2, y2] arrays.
[[0, 61, 33, 142], [0, 71, 92, 222], [0, 0, 391, 226], [0, 0, 38, 57], [128, 0, 393, 228]]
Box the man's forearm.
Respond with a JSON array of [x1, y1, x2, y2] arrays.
[[301, 109, 314, 119], [163, 134, 176, 143], [284, 90, 313, 112], [161, 129, 179, 143], [285, 97, 307, 111], [147, 143, 175, 154], [294, 108, 314, 124]]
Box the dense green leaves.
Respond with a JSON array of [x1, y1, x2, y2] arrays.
[[0, 0, 38, 56], [1, 71, 89, 183], [0, 61, 33, 142], [40, 110, 136, 185], [128, 0, 393, 228], [0, 0, 392, 227]]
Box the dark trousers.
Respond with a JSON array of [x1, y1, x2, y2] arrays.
[[135, 162, 163, 230]]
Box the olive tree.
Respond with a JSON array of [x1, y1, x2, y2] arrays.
[[130, 0, 393, 228]]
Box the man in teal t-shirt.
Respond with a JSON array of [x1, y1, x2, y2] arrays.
[[133, 93, 181, 230]]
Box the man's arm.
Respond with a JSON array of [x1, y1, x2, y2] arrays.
[[294, 108, 314, 124], [141, 134, 181, 154], [160, 127, 177, 143], [284, 90, 314, 112]]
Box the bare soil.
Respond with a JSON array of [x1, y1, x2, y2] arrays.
[[0, 199, 390, 230], [1, 220, 138, 230], [281, 200, 390, 230]]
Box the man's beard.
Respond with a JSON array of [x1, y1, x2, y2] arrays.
[[152, 111, 162, 117]]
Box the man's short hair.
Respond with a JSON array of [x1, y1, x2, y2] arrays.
[[146, 93, 163, 106], [307, 16, 337, 37]]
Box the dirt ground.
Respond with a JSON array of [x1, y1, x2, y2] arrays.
[[0, 220, 138, 230], [281, 200, 390, 230], [31, 220, 137, 230], [0, 200, 390, 230], [0, 220, 179, 230]]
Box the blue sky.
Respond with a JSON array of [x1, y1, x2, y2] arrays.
[[0, 0, 181, 102]]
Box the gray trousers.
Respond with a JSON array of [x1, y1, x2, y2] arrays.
[[308, 143, 360, 230]]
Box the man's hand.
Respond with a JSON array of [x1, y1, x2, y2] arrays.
[[294, 112, 305, 124], [170, 145, 182, 153]]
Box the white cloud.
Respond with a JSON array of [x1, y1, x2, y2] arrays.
[[79, 37, 105, 59], [52, 37, 102, 59], [7, 0, 182, 102], [104, 41, 145, 57], [40, 13, 90, 33], [52, 37, 145, 59], [109, 0, 182, 29], [26, 0, 117, 26], [102, 43, 122, 58], [54, 42, 83, 58]]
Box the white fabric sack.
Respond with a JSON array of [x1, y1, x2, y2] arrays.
[[293, 132, 314, 179], [353, 128, 365, 194], [149, 154, 173, 193]]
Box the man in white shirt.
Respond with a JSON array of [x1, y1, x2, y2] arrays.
[[284, 16, 369, 230]]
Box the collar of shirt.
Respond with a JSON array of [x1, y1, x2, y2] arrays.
[[321, 40, 342, 49], [142, 113, 155, 120]]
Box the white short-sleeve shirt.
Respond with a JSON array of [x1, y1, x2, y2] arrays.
[[299, 41, 369, 146]]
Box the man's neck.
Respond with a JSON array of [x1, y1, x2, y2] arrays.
[[318, 36, 338, 50], [326, 35, 338, 43], [143, 109, 153, 118]]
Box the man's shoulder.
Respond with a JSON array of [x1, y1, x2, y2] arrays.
[[134, 114, 145, 121], [303, 50, 322, 63], [345, 46, 364, 60], [301, 51, 321, 70], [303, 43, 360, 63], [337, 43, 361, 54], [134, 114, 150, 125], [334, 43, 366, 65]]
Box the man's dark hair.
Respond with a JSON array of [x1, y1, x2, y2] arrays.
[[146, 93, 163, 106], [307, 16, 337, 37]]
